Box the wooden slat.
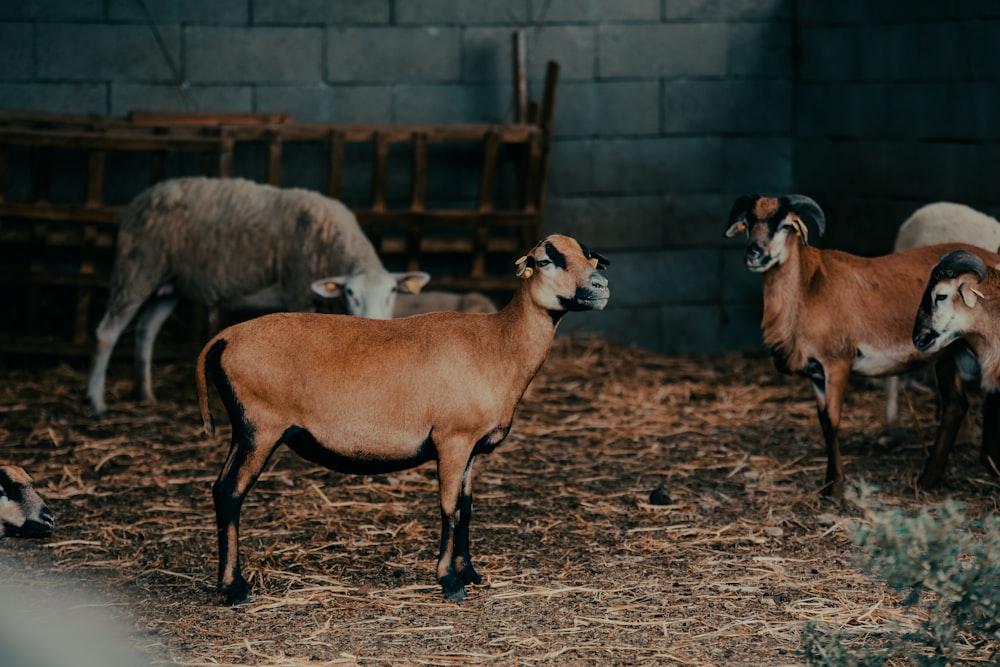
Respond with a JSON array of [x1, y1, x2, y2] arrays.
[[221, 122, 540, 144], [0, 202, 121, 223], [267, 131, 282, 185], [217, 134, 234, 177], [370, 131, 390, 212], [128, 110, 291, 126], [0, 128, 223, 151], [378, 235, 520, 256], [354, 210, 539, 227], [327, 130, 346, 199], [86, 150, 106, 208], [512, 30, 528, 124], [410, 132, 427, 212]]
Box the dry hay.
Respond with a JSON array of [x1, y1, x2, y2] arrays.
[[2, 336, 999, 666]]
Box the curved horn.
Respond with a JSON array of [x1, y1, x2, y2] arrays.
[[726, 194, 757, 227], [784, 194, 826, 238], [724, 194, 758, 238], [932, 249, 987, 283]]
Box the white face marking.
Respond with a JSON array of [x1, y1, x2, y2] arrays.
[[745, 221, 796, 273], [919, 281, 976, 354]]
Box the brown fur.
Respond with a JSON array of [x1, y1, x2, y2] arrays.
[[754, 197, 780, 220], [761, 241, 998, 375], [196, 234, 610, 605], [731, 193, 1000, 497]]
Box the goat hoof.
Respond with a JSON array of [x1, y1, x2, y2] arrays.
[[917, 473, 942, 490], [439, 575, 467, 602], [459, 566, 482, 586], [220, 579, 250, 606]]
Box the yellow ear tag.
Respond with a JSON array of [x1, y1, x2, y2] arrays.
[[588, 257, 599, 269], [972, 287, 986, 299], [324, 281, 337, 293], [403, 277, 424, 294], [737, 221, 747, 233], [515, 255, 534, 279]]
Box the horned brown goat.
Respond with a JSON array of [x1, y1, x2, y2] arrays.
[[725, 194, 1000, 497], [196, 234, 609, 605]]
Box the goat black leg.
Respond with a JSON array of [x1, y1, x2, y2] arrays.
[[453, 458, 481, 587], [212, 423, 282, 605], [980, 390, 1000, 476], [435, 445, 473, 601], [807, 358, 850, 498], [918, 354, 968, 489]]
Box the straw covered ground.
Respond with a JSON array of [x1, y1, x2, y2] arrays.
[[1, 337, 999, 666]]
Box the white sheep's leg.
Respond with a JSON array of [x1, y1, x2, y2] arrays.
[[885, 375, 900, 425], [133, 296, 178, 404], [86, 302, 143, 415], [435, 446, 476, 601]]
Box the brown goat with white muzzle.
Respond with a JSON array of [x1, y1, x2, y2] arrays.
[[0, 465, 55, 539], [196, 234, 610, 605], [913, 249, 1000, 476], [725, 194, 1000, 497]]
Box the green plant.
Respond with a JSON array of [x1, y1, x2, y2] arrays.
[[800, 484, 1000, 665]]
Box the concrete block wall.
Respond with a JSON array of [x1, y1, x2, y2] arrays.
[[795, 2, 1000, 257], [12, 0, 948, 357]]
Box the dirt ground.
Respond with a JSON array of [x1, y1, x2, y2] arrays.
[[1, 337, 998, 666]]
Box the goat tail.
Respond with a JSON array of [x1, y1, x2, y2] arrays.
[[196, 340, 216, 437]]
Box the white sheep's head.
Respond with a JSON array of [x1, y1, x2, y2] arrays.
[[310, 270, 431, 319], [0, 465, 54, 539], [913, 249, 988, 354], [724, 194, 827, 273], [515, 234, 609, 319]]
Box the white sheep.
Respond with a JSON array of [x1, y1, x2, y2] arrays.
[[86, 177, 429, 415], [886, 202, 1000, 425], [392, 291, 497, 317]]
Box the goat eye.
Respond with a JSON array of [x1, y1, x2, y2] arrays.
[[935, 293, 947, 303], [536, 259, 551, 268], [345, 288, 354, 297]]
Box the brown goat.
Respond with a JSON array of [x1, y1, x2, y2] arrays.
[[913, 249, 1000, 475], [0, 465, 54, 539], [197, 234, 610, 604], [725, 194, 1000, 497]]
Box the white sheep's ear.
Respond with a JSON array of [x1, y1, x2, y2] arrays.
[[724, 219, 748, 238], [395, 271, 431, 295], [311, 276, 348, 299]]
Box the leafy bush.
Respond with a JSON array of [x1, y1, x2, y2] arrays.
[[800, 484, 1000, 665]]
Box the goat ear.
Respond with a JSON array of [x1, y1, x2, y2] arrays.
[[785, 194, 826, 238], [589, 251, 610, 270], [724, 195, 756, 238], [395, 271, 431, 295], [311, 276, 348, 299], [788, 216, 810, 245], [515, 255, 536, 279], [958, 282, 981, 309]]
